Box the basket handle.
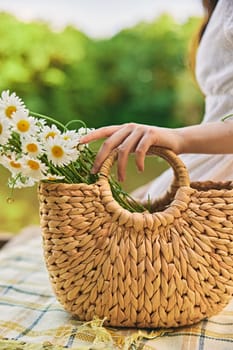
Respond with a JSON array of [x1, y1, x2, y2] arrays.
[[98, 145, 190, 189]]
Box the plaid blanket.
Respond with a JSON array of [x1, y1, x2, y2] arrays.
[[0, 226, 233, 350]]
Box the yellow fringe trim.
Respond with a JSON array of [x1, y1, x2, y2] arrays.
[[75, 317, 174, 349], [0, 318, 173, 350]]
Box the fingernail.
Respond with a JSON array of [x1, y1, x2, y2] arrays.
[[118, 175, 124, 182], [137, 166, 143, 173]]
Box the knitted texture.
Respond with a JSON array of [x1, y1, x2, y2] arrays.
[[38, 147, 233, 328]]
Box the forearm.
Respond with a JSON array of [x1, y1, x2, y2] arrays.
[[80, 120, 233, 180], [177, 120, 233, 154]]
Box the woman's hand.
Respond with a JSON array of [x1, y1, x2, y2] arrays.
[[80, 123, 183, 181]]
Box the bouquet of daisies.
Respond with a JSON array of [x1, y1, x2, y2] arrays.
[[0, 90, 145, 212], [0, 90, 97, 189]]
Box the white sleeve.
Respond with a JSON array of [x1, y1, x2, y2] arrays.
[[224, 1, 233, 45]]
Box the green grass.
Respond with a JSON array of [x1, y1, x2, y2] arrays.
[[0, 145, 168, 234]]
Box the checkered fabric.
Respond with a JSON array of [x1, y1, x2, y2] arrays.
[[0, 226, 232, 350]]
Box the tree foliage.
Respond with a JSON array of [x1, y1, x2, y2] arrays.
[[0, 12, 204, 129]]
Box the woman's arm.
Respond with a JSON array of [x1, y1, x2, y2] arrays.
[[80, 119, 233, 182]]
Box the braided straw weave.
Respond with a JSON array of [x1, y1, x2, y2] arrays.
[[38, 146, 233, 328]]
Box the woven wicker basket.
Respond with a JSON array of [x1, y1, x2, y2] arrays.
[[38, 146, 233, 328]]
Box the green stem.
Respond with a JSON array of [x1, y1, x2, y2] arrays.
[[7, 173, 21, 202], [54, 166, 76, 183], [30, 111, 67, 131], [109, 179, 147, 212], [65, 119, 87, 130], [9, 132, 22, 153], [70, 162, 88, 183], [221, 113, 233, 122], [40, 155, 73, 183]]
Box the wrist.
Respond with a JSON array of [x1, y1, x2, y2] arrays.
[[174, 128, 187, 154]]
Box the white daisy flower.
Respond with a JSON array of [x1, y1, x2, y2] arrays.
[[21, 136, 44, 158], [77, 127, 95, 150], [22, 157, 47, 181], [45, 135, 79, 166], [8, 174, 35, 189], [35, 118, 47, 129], [62, 130, 79, 144], [41, 124, 61, 141], [0, 117, 11, 145], [0, 90, 27, 120], [61, 130, 81, 150], [1, 154, 24, 174], [77, 127, 95, 137], [42, 173, 65, 181], [12, 110, 39, 135]]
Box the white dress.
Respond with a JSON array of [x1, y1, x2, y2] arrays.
[[132, 0, 233, 203]]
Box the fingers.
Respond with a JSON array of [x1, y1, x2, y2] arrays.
[[80, 122, 159, 182], [80, 125, 121, 144], [134, 131, 155, 172], [91, 125, 133, 175], [117, 128, 143, 181]]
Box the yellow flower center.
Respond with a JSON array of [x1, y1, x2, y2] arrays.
[[46, 131, 57, 139], [51, 145, 64, 158], [27, 159, 40, 170], [0, 123, 2, 134], [47, 176, 56, 180], [17, 120, 30, 132], [26, 143, 38, 153], [63, 135, 70, 140], [10, 160, 21, 169], [6, 105, 17, 118]]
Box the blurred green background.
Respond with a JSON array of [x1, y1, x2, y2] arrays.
[[0, 12, 204, 234]]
